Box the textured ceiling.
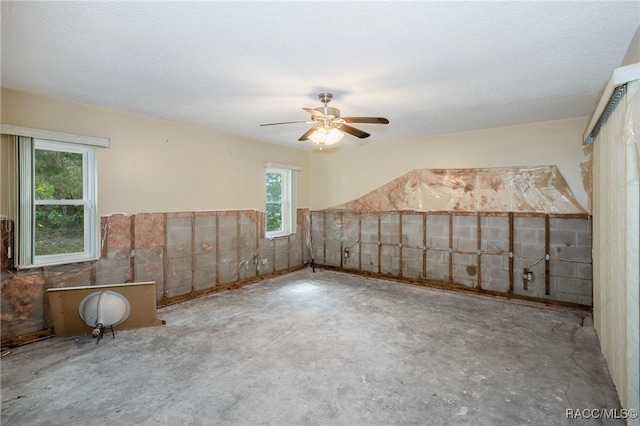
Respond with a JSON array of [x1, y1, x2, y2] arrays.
[[1, 1, 639, 149]]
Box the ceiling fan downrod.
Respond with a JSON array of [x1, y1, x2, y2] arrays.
[[315, 92, 340, 118]]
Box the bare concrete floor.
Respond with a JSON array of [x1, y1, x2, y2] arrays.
[[1, 269, 622, 426]]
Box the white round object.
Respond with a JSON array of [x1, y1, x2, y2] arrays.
[[78, 290, 131, 329]]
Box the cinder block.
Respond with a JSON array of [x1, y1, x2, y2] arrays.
[[361, 215, 379, 240], [402, 215, 424, 248], [554, 246, 592, 263], [453, 215, 476, 239], [380, 253, 400, 276], [550, 276, 592, 306], [577, 263, 593, 280], [360, 231, 377, 244], [514, 257, 545, 276], [342, 213, 359, 240], [549, 230, 577, 247], [482, 254, 506, 270], [402, 247, 423, 278], [426, 249, 449, 280], [453, 252, 474, 266], [456, 238, 477, 253], [514, 227, 543, 245], [485, 239, 509, 254], [427, 215, 449, 238], [380, 245, 399, 275], [429, 237, 449, 250], [554, 277, 592, 297], [549, 260, 577, 278], [360, 248, 378, 273], [481, 216, 509, 239], [550, 218, 589, 231], [426, 249, 446, 264], [577, 231, 593, 248], [515, 217, 545, 230], [380, 214, 400, 245], [520, 243, 545, 258], [481, 269, 510, 292], [453, 252, 477, 288]]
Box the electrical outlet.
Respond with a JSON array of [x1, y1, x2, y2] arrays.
[[344, 249, 349, 258], [524, 271, 534, 281]]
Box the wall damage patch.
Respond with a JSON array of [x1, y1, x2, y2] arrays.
[[331, 166, 586, 214]]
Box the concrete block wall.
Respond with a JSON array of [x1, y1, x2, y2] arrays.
[[480, 216, 510, 293], [402, 213, 424, 280], [513, 217, 547, 299], [311, 210, 592, 309], [1, 209, 310, 346], [549, 218, 593, 305], [426, 214, 450, 282], [360, 214, 380, 273]]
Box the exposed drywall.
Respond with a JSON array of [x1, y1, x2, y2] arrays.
[[309, 117, 590, 211], [1, 209, 310, 347], [0, 88, 310, 215]]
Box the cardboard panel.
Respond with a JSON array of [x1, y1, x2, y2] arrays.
[[47, 282, 164, 337]]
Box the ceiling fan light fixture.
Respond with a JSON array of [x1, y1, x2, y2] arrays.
[[260, 92, 388, 147], [308, 126, 344, 146]]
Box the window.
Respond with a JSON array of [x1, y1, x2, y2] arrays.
[[264, 162, 298, 238], [17, 138, 98, 268], [34, 140, 96, 263], [1, 125, 108, 269]]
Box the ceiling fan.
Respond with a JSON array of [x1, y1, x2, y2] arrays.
[[260, 92, 389, 149]]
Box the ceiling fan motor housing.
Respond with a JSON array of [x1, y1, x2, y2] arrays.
[[313, 106, 340, 119], [315, 93, 340, 119]]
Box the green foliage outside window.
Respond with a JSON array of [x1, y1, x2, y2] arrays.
[[34, 149, 84, 255], [266, 172, 283, 232]]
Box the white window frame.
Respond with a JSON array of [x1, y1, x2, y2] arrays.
[[264, 162, 298, 239], [18, 138, 98, 268]]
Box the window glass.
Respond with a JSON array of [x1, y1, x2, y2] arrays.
[[34, 148, 86, 256], [266, 171, 283, 233], [17, 139, 97, 268], [265, 166, 296, 238]]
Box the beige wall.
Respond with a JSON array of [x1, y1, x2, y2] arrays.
[[0, 88, 309, 216], [1, 88, 592, 216], [621, 25, 640, 67], [309, 117, 589, 210]]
